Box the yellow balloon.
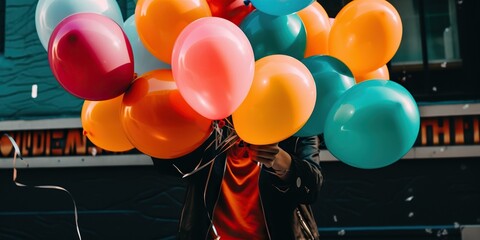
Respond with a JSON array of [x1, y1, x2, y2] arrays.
[[135, 0, 212, 64], [297, 1, 331, 57], [328, 0, 402, 75], [81, 95, 134, 152], [355, 64, 390, 83], [232, 55, 316, 145]]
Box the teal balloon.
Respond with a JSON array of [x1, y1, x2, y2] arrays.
[[324, 80, 420, 169], [123, 15, 170, 76], [295, 55, 355, 137], [250, 0, 314, 16], [240, 10, 306, 60], [35, 0, 124, 51]]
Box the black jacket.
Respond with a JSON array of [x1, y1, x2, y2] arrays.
[[152, 126, 323, 240]]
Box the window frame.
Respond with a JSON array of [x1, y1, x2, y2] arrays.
[[319, 0, 480, 102]]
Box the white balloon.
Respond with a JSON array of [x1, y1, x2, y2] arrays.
[[123, 15, 170, 76], [35, 0, 124, 51]]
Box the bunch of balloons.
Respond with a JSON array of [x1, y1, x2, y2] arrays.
[[36, 0, 420, 169]]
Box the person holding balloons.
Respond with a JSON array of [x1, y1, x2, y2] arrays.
[[150, 16, 323, 239], [151, 118, 323, 240], [139, 1, 325, 236]]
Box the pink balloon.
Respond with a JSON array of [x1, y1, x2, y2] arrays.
[[172, 17, 255, 120], [48, 13, 134, 101]]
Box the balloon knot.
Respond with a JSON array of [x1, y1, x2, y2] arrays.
[[83, 130, 88, 136], [217, 119, 226, 129]]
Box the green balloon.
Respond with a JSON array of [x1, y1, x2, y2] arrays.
[[240, 10, 306, 60]]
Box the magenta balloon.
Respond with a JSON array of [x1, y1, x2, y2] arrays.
[[48, 13, 134, 101]]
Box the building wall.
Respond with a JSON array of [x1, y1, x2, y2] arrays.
[[0, 0, 135, 121]]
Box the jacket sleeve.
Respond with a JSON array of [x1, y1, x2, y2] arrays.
[[267, 135, 323, 204]]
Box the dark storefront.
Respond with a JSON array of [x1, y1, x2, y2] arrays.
[[1, 0, 480, 239]]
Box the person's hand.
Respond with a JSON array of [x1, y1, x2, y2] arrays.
[[249, 143, 280, 168], [249, 143, 292, 180]]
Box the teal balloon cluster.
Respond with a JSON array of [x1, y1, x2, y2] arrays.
[[240, 11, 306, 60], [295, 55, 355, 137], [250, 0, 315, 16], [324, 80, 420, 169]]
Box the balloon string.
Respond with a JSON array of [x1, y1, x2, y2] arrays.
[[173, 119, 238, 178], [172, 119, 237, 240], [4, 133, 82, 240]]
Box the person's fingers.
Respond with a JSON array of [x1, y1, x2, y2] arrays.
[[250, 143, 279, 155], [249, 143, 279, 167], [253, 156, 274, 167]]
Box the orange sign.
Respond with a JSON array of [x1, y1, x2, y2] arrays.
[[417, 115, 480, 146], [0, 129, 138, 158]]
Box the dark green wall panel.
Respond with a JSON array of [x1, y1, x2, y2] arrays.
[[0, 0, 135, 121]]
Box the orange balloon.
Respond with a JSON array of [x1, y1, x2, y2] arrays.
[[355, 64, 390, 83], [328, 0, 402, 75], [135, 0, 212, 64], [121, 69, 212, 159], [81, 95, 135, 152], [297, 1, 331, 57], [232, 55, 316, 145]]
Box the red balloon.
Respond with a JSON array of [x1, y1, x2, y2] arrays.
[[206, 0, 255, 25], [48, 13, 134, 101]]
